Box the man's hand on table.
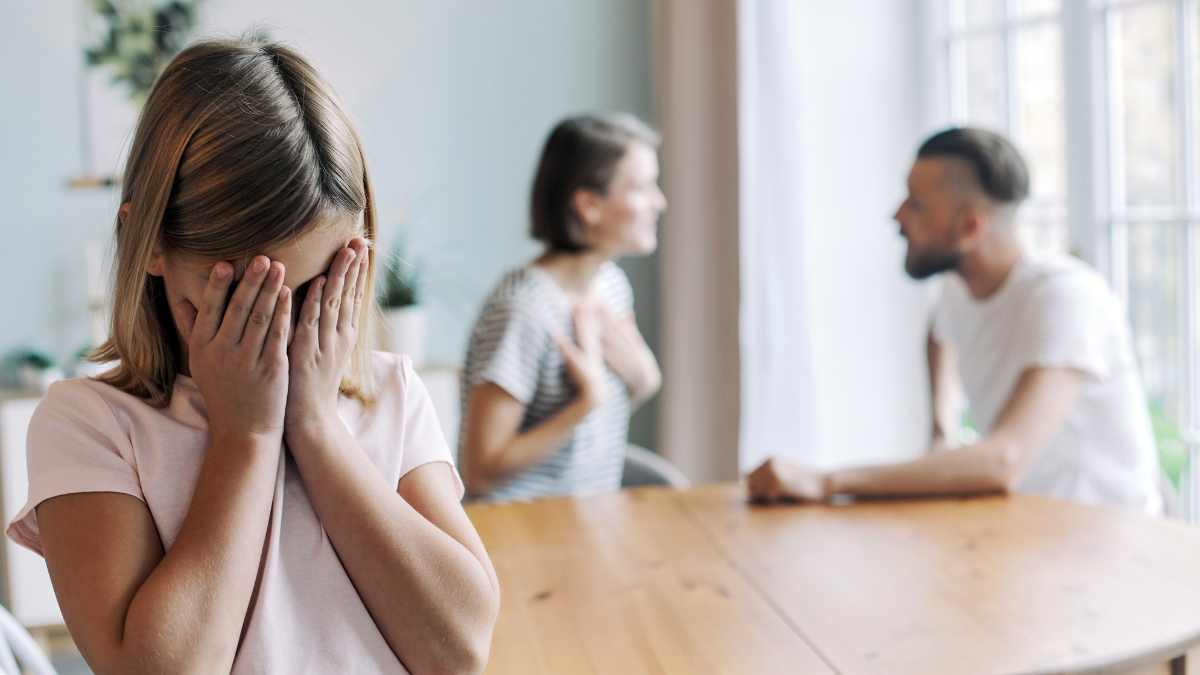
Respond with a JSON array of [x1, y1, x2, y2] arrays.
[[747, 458, 830, 503]]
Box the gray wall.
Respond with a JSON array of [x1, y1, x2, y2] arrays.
[[0, 0, 660, 448]]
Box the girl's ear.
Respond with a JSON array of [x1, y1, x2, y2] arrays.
[[118, 202, 131, 227], [146, 247, 166, 277]]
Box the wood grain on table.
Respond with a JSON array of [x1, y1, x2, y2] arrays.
[[468, 485, 1200, 675], [467, 487, 836, 675], [676, 484, 1200, 675]]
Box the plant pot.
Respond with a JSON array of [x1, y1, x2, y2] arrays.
[[384, 306, 429, 368]]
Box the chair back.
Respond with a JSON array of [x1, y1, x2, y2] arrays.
[[622, 444, 691, 489], [0, 607, 58, 675]]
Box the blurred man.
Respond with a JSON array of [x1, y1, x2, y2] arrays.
[[748, 128, 1162, 514]]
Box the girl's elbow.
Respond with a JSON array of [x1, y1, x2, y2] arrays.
[[457, 635, 493, 675], [414, 629, 495, 675], [458, 589, 500, 675]]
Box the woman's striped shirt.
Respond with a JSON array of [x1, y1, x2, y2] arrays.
[[459, 262, 633, 502]]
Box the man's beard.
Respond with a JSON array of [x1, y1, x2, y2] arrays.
[[904, 245, 962, 280]]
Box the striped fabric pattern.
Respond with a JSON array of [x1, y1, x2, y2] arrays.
[[459, 262, 633, 502]]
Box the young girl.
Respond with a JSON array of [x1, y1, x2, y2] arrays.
[[5, 38, 499, 674], [459, 115, 666, 501]]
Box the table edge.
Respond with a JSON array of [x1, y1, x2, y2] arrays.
[[1013, 629, 1200, 675]]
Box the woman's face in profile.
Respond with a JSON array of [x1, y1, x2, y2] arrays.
[[585, 142, 668, 257]]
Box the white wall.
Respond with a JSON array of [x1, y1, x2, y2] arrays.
[[795, 0, 937, 468], [0, 0, 659, 445]]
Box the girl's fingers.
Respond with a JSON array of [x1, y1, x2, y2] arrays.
[[243, 261, 286, 352], [338, 242, 367, 335], [264, 286, 291, 360], [319, 248, 356, 347], [217, 255, 272, 344], [349, 241, 370, 331], [195, 262, 234, 345], [294, 276, 325, 353]]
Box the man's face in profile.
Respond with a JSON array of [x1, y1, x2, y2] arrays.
[[894, 158, 965, 280]]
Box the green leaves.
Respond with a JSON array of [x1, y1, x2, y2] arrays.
[[84, 0, 203, 106], [379, 242, 422, 309]]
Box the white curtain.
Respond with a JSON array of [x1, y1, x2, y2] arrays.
[[737, 0, 818, 472]]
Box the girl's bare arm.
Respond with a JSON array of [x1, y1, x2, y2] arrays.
[[284, 241, 499, 674]]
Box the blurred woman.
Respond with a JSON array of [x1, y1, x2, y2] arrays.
[[460, 114, 665, 501]]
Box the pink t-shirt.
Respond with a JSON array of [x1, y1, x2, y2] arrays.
[[6, 351, 461, 674]]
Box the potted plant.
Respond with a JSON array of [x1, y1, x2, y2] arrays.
[[378, 242, 429, 368], [14, 350, 64, 394]]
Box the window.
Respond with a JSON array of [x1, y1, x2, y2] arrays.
[[931, 0, 1200, 521], [1104, 0, 1200, 514], [943, 0, 1069, 252]]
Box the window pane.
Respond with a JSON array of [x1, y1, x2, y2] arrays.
[[964, 33, 1008, 132], [1113, 1, 1180, 209], [1191, 223, 1200, 430], [962, 0, 1005, 27], [1192, 2, 1200, 208], [1016, 22, 1067, 250], [1127, 223, 1183, 424], [1017, 0, 1061, 18]]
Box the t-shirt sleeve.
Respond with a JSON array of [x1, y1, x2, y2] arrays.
[[397, 357, 465, 499], [6, 381, 144, 556], [468, 299, 550, 406], [604, 262, 636, 317], [1018, 276, 1115, 380]]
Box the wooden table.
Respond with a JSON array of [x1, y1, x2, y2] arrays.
[[466, 484, 1200, 675]]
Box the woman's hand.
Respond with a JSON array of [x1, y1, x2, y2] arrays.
[[747, 458, 830, 503], [596, 305, 661, 404], [285, 238, 370, 439], [176, 256, 291, 442], [553, 306, 609, 412]]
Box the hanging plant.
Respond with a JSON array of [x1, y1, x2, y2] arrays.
[[84, 0, 204, 106]]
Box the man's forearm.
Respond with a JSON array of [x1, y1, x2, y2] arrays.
[[827, 440, 1019, 498]]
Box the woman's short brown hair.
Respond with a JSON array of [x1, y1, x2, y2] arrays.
[[530, 114, 660, 252], [93, 35, 380, 408]]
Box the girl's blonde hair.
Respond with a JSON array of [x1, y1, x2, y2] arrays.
[[93, 36, 379, 408]]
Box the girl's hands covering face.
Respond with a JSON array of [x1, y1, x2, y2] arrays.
[[284, 238, 371, 438], [175, 256, 292, 442]]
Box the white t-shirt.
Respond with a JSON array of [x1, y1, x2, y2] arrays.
[[932, 250, 1162, 515]]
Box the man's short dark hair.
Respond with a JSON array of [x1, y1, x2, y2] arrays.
[[530, 114, 661, 252], [917, 127, 1030, 204]]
